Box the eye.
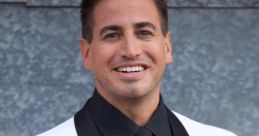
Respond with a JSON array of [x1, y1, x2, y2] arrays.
[[136, 30, 153, 39], [103, 32, 122, 42]]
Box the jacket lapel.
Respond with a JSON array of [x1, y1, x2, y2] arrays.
[[74, 99, 101, 136], [166, 107, 189, 136]]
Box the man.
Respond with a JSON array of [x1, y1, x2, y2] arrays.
[[37, 0, 237, 136]]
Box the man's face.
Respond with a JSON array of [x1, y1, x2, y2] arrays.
[[81, 0, 172, 100]]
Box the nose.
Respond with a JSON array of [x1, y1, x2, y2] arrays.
[[119, 35, 142, 59]]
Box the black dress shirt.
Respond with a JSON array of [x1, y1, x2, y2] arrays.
[[75, 89, 189, 136]]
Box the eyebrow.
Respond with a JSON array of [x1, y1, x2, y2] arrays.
[[134, 22, 156, 30], [99, 22, 156, 36]]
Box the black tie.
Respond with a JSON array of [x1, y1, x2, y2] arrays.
[[135, 127, 153, 136]]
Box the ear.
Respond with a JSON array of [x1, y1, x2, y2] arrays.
[[80, 37, 92, 70], [164, 32, 173, 64]]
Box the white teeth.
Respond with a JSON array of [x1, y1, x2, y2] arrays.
[[117, 66, 144, 72]]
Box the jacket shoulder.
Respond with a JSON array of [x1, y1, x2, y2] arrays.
[[172, 111, 237, 136], [36, 117, 77, 136]]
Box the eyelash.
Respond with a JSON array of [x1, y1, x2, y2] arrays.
[[136, 30, 153, 37], [103, 33, 122, 41], [102, 30, 154, 41]]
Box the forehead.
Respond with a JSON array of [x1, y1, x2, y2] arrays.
[[92, 0, 161, 30]]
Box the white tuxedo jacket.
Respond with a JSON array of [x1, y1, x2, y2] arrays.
[[37, 111, 237, 136]]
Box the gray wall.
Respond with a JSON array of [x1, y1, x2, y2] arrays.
[[0, 0, 258, 136]]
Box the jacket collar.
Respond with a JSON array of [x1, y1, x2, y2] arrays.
[[74, 90, 189, 136]]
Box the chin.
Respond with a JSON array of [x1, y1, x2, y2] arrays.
[[116, 87, 151, 99]]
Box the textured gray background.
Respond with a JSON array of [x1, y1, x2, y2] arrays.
[[0, 0, 259, 136]]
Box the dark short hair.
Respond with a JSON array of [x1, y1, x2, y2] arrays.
[[80, 0, 168, 43]]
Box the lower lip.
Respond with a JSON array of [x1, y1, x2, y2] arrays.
[[114, 69, 147, 80]]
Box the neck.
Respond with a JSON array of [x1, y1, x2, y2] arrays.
[[97, 87, 160, 126], [123, 95, 160, 126]]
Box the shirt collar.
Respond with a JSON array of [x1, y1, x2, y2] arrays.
[[145, 96, 172, 136], [89, 89, 172, 136], [90, 90, 138, 136]]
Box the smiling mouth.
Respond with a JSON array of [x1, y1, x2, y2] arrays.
[[114, 65, 147, 73]]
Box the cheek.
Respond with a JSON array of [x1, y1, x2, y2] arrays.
[[146, 43, 167, 61], [91, 46, 117, 67]]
